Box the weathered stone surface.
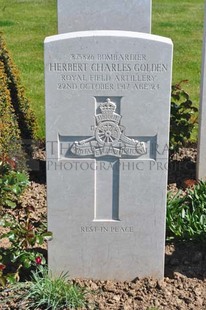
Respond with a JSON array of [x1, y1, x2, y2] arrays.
[[45, 30, 173, 280]]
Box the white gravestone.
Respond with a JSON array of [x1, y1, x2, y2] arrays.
[[197, 2, 206, 181], [45, 31, 173, 280], [58, 0, 152, 34]]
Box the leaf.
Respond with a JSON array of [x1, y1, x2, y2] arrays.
[[42, 231, 53, 241], [7, 232, 16, 241], [181, 208, 186, 219], [0, 275, 6, 287], [5, 199, 16, 208], [35, 235, 44, 245], [11, 185, 21, 195], [6, 273, 19, 284], [22, 258, 31, 269]]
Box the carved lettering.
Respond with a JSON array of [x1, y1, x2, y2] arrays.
[[90, 63, 132, 72], [97, 54, 146, 61], [79, 83, 114, 90], [70, 54, 95, 61], [49, 63, 88, 72], [133, 83, 160, 90], [115, 74, 156, 82], [61, 74, 87, 82], [80, 226, 134, 233], [51, 54, 168, 92], [134, 63, 168, 72]]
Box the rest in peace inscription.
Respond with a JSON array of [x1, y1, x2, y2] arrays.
[[81, 226, 134, 233], [49, 53, 168, 91]]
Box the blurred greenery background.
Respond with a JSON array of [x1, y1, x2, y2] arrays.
[[0, 0, 204, 138]]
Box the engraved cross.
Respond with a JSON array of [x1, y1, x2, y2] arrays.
[[58, 97, 154, 222]]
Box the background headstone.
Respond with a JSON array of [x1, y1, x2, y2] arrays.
[[45, 30, 173, 280], [58, 0, 152, 34], [197, 1, 206, 181]]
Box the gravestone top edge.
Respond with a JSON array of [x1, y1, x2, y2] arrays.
[[44, 30, 173, 46], [57, 0, 152, 34]]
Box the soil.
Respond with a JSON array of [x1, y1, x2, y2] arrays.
[[0, 146, 206, 310]]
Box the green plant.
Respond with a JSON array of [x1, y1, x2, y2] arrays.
[[0, 60, 27, 169], [0, 206, 52, 286], [167, 181, 206, 240], [0, 153, 50, 287], [0, 35, 38, 140], [0, 157, 29, 209], [170, 80, 198, 152], [21, 266, 86, 310]]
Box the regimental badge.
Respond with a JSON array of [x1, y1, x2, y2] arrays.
[[71, 98, 146, 158]]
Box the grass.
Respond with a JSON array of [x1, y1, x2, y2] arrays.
[[153, 0, 204, 109], [0, 0, 204, 138], [0, 0, 57, 138], [167, 181, 206, 240], [24, 267, 86, 309], [2, 266, 87, 309]]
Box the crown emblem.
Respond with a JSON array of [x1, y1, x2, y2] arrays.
[[99, 98, 116, 113], [96, 98, 121, 124]]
